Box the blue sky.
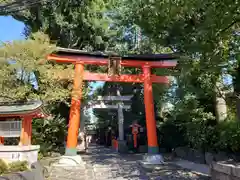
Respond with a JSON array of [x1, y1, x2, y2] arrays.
[[0, 16, 104, 92], [0, 16, 25, 42]]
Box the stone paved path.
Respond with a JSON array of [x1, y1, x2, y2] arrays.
[[47, 145, 210, 180]]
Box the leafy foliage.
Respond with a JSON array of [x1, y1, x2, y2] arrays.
[[0, 32, 74, 102], [1, 0, 117, 50], [0, 159, 8, 175], [119, 0, 239, 120], [8, 161, 28, 172], [0, 159, 28, 175], [160, 116, 240, 153], [32, 116, 67, 155]]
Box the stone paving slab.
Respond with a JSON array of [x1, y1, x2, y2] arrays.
[[47, 145, 211, 180]]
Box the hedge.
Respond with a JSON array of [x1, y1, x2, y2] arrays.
[[158, 119, 240, 153]]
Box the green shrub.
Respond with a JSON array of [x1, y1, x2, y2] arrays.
[[216, 121, 240, 152], [0, 160, 29, 175], [8, 161, 28, 172], [183, 120, 219, 151], [203, 124, 220, 151], [161, 118, 240, 154], [0, 159, 8, 175], [38, 152, 44, 160], [32, 116, 67, 155], [158, 119, 187, 151]]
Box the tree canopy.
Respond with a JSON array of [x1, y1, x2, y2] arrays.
[[0, 32, 83, 103], [0, 0, 116, 50]]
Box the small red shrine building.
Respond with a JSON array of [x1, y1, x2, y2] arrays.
[[0, 100, 46, 146]]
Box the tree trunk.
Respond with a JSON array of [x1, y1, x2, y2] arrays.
[[215, 79, 227, 121], [233, 65, 240, 121], [236, 97, 240, 121]]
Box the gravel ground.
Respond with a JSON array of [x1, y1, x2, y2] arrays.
[[46, 145, 210, 180]]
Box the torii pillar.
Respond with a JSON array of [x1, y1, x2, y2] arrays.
[[143, 66, 158, 154], [65, 63, 84, 156]]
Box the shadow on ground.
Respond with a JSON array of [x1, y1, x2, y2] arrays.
[[80, 144, 211, 180]]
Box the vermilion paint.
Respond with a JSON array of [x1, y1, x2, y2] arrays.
[[48, 52, 177, 155], [66, 64, 84, 150]]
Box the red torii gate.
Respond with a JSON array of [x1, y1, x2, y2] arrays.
[[48, 48, 177, 157]]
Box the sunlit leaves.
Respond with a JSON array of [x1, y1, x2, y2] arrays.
[[0, 32, 76, 102]]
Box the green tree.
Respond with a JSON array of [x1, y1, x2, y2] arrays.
[[0, 32, 75, 154], [0, 32, 66, 101], [0, 0, 116, 50], [122, 0, 239, 121]]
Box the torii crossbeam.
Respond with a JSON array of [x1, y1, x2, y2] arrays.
[[48, 48, 178, 163]]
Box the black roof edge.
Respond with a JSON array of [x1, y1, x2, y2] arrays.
[[54, 47, 179, 61], [0, 100, 42, 106]]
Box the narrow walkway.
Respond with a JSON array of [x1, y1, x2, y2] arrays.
[[172, 159, 210, 175], [48, 145, 210, 180]]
